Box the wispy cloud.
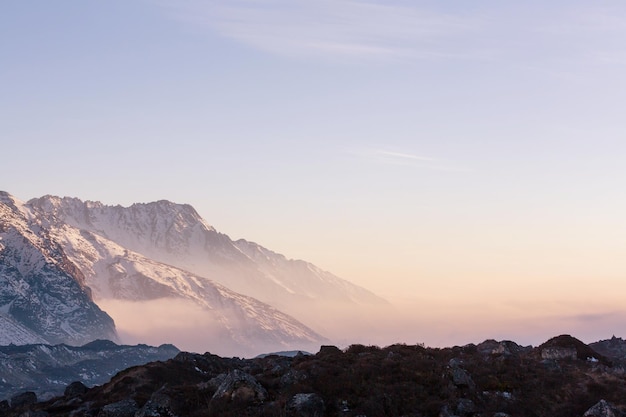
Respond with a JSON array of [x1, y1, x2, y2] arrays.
[[157, 0, 480, 61], [376, 150, 437, 162], [350, 148, 467, 172]]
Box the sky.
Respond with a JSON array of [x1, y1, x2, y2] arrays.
[[2, 1, 626, 346]]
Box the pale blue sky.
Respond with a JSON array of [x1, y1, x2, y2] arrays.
[[2, 1, 626, 342]]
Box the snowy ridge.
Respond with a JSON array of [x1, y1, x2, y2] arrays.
[[48, 223, 325, 352], [28, 195, 387, 315], [2, 192, 329, 355], [0, 314, 47, 345]]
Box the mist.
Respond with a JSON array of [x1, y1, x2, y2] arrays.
[[98, 295, 626, 359]]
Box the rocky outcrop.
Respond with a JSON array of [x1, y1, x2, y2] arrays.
[[583, 400, 622, 417], [287, 393, 325, 417], [590, 337, 626, 361], [10, 392, 37, 408], [97, 399, 138, 417], [541, 346, 577, 360], [211, 370, 267, 404]]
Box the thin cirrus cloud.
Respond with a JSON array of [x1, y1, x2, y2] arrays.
[[158, 0, 481, 61], [376, 150, 437, 162], [350, 148, 455, 170]]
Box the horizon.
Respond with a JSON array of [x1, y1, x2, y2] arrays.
[[2, 1, 626, 351]]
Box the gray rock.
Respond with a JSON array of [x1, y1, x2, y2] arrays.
[[10, 391, 37, 408], [97, 399, 138, 417], [287, 393, 325, 417], [135, 387, 177, 417], [456, 398, 475, 416], [439, 404, 458, 417], [541, 347, 577, 360], [280, 369, 308, 387], [64, 381, 88, 398], [18, 411, 49, 417], [211, 369, 267, 403], [317, 345, 342, 356], [583, 400, 621, 417], [451, 368, 475, 389]]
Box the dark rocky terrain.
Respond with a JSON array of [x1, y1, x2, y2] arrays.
[[0, 340, 179, 403], [3, 334, 626, 417]]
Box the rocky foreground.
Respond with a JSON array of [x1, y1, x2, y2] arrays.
[[3, 335, 626, 417]]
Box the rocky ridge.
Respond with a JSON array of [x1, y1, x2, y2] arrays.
[[0, 340, 179, 402], [5, 334, 626, 417]]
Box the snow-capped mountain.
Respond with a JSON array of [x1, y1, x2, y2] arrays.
[[1, 191, 386, 355], [27, 195, 386, 313], [0, 192, 117, 345]]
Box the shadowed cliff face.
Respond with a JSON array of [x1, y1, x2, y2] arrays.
[[0, 193, 118, 346], [8, 335, 626, 417]]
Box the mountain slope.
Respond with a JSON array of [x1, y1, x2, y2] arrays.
[[0, 340, 179, 401], [27, 195, 387, 316], [0, 192, 117, 345], [1, 192, 328, 356]]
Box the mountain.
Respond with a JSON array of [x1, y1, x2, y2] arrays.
[[0, 340, 179, 401], [7, 334, 626, 417], [26, 195, 385, 312], [589, 336, 626, 361], [0, 192, 117, 345], [0, 192, 392, 355], [20, 193, 386, 352]]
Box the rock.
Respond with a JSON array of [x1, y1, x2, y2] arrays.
[[451, 368, 475, 389], [135, 402, 175, 417], [211, 369, 267, 403], [17, 411, 49, 417], [97, 399, 138, 417], [64, 381, 89, 398], [280, 369, 308, 387], [135, 386, 177, 417], [541, 347, 577, 360], [317, 345, 342, 356], [439, 404, 457, 417], [10, 391, 37, 408], [477, 340, 526, 356], [583, 400, 622, 417], [456, 398, 475, 416], [287, 393, 325, 417]]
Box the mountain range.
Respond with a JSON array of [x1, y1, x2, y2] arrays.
[[0, 191, 386, 356], [0, 339, 179, 401]]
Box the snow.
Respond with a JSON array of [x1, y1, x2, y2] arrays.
[[2, 192, 381, 354]]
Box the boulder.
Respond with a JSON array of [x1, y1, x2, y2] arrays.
[[287, 393, 325, 417], [541, 347, 577, 360], [16, 411, 49, 417], [10, 391, 37, 408], [456, 398, 475, 416], [135, 387, 177, 417], [451, 368, 475, 389], [64, 381, 89, 398], [583, 400, 622, 417], [317, 345, 342, 356], [97, 399, 138, 417], [211, 369, 267, 404]]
